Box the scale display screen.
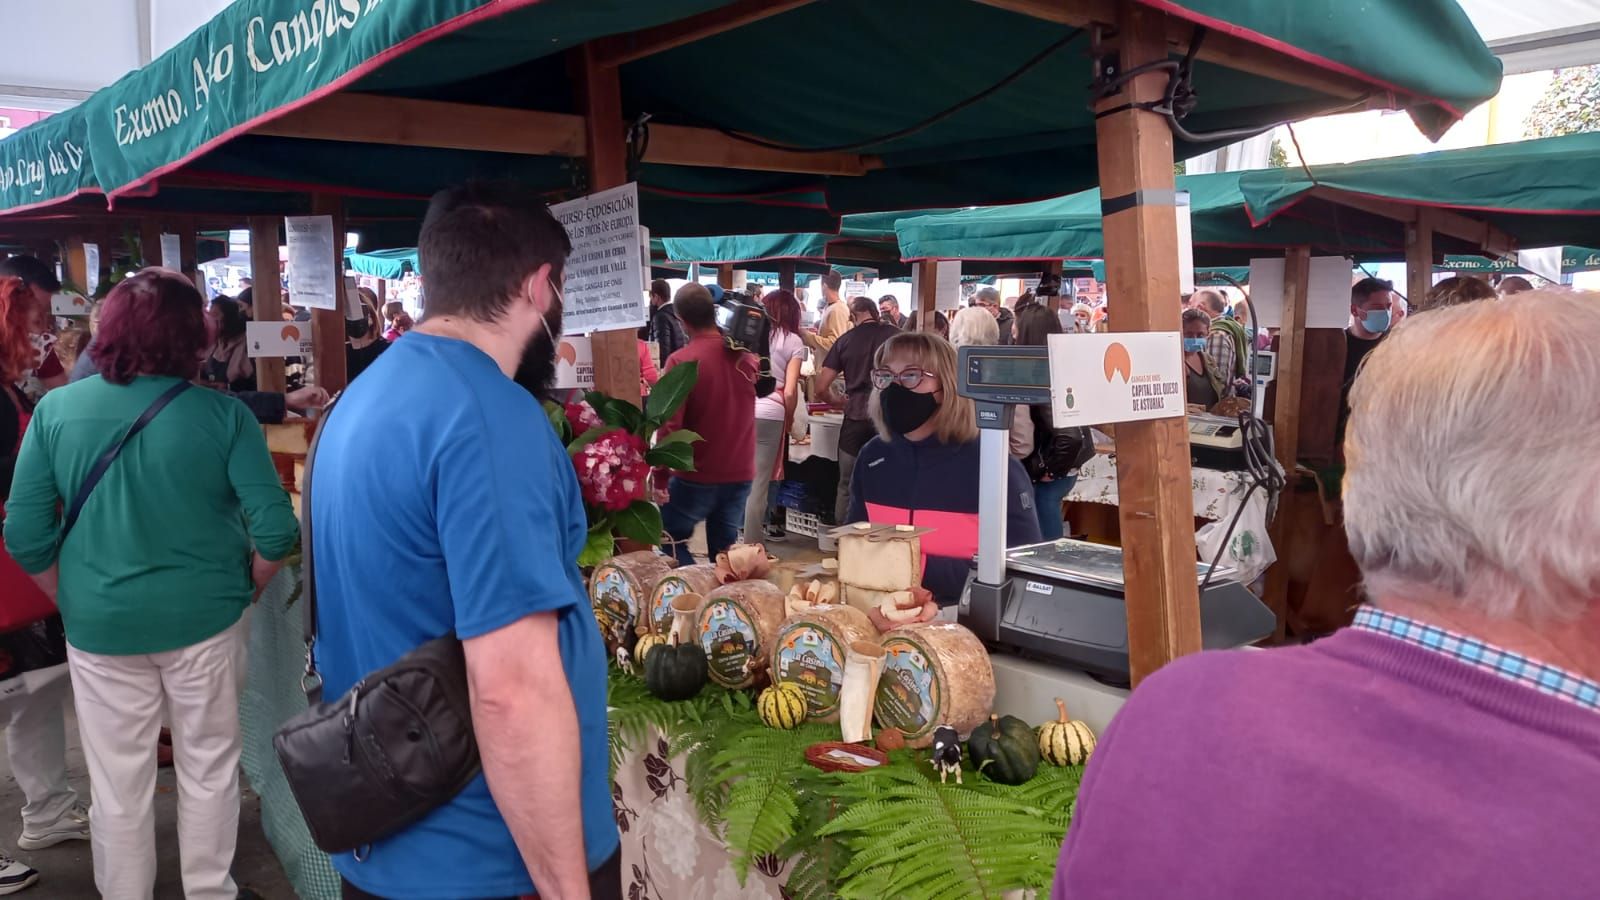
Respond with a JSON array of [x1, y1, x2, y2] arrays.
[[972, 354, 1050, 388], [957, 345, 1054, 406]]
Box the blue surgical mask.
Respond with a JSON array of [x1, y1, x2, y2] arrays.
[[1361, 309, 1392, 334], [1182, 337, 1206, 353]]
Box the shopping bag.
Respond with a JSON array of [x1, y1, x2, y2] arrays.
[[0, 541, 55, 633]]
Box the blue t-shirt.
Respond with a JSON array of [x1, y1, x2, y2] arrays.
[[310, 333, 618, 898]]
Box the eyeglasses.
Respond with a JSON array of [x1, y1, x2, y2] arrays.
[[871, 367, 938, 390]]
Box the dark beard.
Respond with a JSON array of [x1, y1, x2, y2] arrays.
[[514, 325, 558, 402]]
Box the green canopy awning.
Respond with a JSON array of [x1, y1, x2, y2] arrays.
[[1438, 247, 1600, 275], [895, 171, 1403, 265], [0, 0, 1500, 232], [1238, 133, 1600, 249], [344, 247, 419, 279]]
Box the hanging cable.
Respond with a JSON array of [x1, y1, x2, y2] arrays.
[[715, 28, 1085, 154]]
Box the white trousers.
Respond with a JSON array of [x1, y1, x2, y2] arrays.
[[0, 664, 78, 831], [67, 616, 247, 900]]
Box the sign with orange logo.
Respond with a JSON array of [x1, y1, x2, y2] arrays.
[[246, 320, 314, 358], [49, 292, 90, 316], [1046, 331, 1183, 425], [554, 335, 595, 390]]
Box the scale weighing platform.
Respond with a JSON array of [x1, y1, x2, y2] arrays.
[[954, 344, 1274, 685]]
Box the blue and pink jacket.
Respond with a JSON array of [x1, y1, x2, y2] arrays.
[[846, 433, 1042, 605]]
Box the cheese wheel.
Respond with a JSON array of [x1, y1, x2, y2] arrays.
[[589, 551, 676, 652], [645, 564, 719, 634], [839, 531, 921, 593], [874, 622, 995, 748], [769, 605, 876, 722], [698, 580, 787, 689]]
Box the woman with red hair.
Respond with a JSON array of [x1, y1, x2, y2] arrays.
[[0, 275, 88, 896], [4, 268, 298, 899]]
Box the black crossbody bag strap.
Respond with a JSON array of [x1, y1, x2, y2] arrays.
[[60, 380, 192, 542], [298, 395, 340, 704]]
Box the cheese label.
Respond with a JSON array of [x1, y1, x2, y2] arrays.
[[591, 566, 637, 648], [774, 623, 848, 718], [700, 600, 760, 687], [876, 636, 941, 741], [1025, 580, 1053, 595], [649, 576, 692, 634]]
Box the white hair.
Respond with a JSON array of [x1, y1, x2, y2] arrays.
[[1344, 290, 1600, 621], [949, 306, 999, 348]]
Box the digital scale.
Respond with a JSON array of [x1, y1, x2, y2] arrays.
[[955, 344, 1274, 686], [1187, 411, 1248, 471]]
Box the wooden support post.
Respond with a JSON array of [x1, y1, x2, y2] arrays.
[[311, 195, 349, 396], [63, 237, 89, 297], [139, 220, 164, 267], [1406, 209, 1434, 311], [717, 266, 735, 290], [1262, 245, 1310, 643], [914, 260, 938, 331], [376, 279, 387, 308], [575, 43, 643, 404], [178, 222, 201, 291], [1043, 260, 1065, 314], [778, 261, 796, 294], [250, 217, 287, 395], [1093, 2, 1202, 686], [95, 226, 117, 290]]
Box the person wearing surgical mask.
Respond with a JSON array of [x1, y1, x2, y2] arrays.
[[1340, 277, 1397, 447], [1181, 307, 1221, 410], [1070, 302, 1094, 334]]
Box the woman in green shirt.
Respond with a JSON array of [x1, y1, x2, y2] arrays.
[[3, 268, 298, 900]]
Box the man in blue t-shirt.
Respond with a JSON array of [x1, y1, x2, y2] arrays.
[[310, 181, 619, 899]]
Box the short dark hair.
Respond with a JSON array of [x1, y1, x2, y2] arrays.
[[1182, 307, 1211, 328], [650, 278, 671, 301], [675, 283, 716, 330], [821, 270, 843, 292], [1498, 275, 1534, 295], [879, 295, 899, 309], [418, 180, 572, 322], [849, 296, 879, 320], [94, 269, 211, 385], [210, 296, 248, 340], [0, 255, 60, 293], [1194, 289, 1227, 316], [1352, 277, 1394, 304], [1014, 303, 1062, 347]]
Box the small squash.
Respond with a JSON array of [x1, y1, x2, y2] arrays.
[[643, 632, 707, 701], [1038, 697, 1096, 767], [968, 714, 1040, 785], [634, 628, 668, 667], [757, 682, 808, 730]]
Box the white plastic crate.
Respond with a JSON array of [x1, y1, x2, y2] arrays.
[[785, 509, 822, 538]]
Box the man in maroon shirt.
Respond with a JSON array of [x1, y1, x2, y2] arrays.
[[658, 284, 757, 565]]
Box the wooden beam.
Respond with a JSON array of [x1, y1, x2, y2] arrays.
[[250, 216, 287, 395], [1406, 208, 1434, 311], [717, 266, 736, 290], [253, 93, 874, 176], [311, 195, 349, 396], [575, 44, 643, 406], [913, 260, 939, 331], [778, 260, 796, 294], [596, 0, 817, 67], [1262, 245, 1310, 643], [1093, 2, 1202, 687], [177, 221, 201, 291], [139, 219, 164, 267], [1309, 187, 1515, 258]]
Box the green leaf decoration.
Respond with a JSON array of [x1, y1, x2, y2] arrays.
[[577, 526, 615, 568], [567, 426, 607, 456], [645, 441, 695, 471], [645, 361, 699, 430], [655, 429, 701, 447], [711, 721, 838, 883], [543, 400, 572, 443], [613, 501, 662, 546]]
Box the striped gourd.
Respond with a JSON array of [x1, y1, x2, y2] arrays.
[[634, 630, 668, 666], [1038, 697, 1097, 766], [758, 682, 808, 730]]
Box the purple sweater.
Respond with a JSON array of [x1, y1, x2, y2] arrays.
[[1053, 629, 1600, 899]]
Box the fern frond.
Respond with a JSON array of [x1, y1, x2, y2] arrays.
[[711, 721, 836, 883]]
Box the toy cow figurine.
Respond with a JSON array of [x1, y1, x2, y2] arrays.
[[931, 724, 962, 785], [615, 645, 633, 675]]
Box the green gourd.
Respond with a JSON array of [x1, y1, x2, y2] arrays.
[[967, 714, 1040, 785], [644, 632, 707, 701]]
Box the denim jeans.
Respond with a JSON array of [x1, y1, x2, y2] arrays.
[[1032, 474, 1079, 541], [662, 477, 753, 565]]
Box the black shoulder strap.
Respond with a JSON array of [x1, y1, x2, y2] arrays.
[[60, 380, 191, 541], [299, 394, 340, 703]]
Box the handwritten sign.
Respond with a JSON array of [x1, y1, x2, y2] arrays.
[[160, 233, 182, 268], [247, 320, 314, 358], [1047, 331, 1184, 426], [551, 183, 646, 336], [844, 280, 869, 300], [83, 244, 100, 297], [50, 292, 91, 317], [555, 335, 595, 390], [285, 215, 337, 310]]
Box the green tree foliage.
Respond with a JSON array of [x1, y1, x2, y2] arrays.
[[1268, 137, 1289, 168], [1524, 65, 1600, 139]]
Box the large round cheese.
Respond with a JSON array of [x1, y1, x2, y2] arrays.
[[645, 564, 720, 635], [697, 580, 786, 689], [874, 622, 995, 748], [589, 551, 675, 653], [769, 605, 875, 723]]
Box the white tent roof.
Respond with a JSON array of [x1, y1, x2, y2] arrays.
[[1455, 0, 1600, 73]]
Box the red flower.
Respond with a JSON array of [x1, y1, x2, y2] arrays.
[[576, 430, 650, 511], [565, 400, 604, 435]]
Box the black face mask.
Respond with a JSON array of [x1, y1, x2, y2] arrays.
[[879, 383, 939, 437], [345, 317, 371, 340]]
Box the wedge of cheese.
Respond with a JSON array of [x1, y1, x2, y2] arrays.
[[838, 531, 920, 593], [263, 423, 311, 456]]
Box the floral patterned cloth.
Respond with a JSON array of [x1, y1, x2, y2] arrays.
[[613, 730, 787, 900], [1065, 453, 1276, 582]]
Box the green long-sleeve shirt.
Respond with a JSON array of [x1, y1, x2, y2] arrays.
[[4, 375, 299, 655]]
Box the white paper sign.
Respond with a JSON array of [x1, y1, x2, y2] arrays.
[[910, 261, 963, 314], [1246, 256, 1356, 329], [246, 320, 314, 358], [555, 334, 595, 390], [1175, 191, 1195, 295], [160, 233, 182, 268], [1047, 331, 1185, 425], [1517, 246, 1562, 283], [843, 279, 869, 300], [50, 292, 90, 316], [550, 182, 646, 336], [285, 215, 338, 310], [83, 243, 100, 296]]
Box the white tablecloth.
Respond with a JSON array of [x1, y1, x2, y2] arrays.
[[1065, 453, 1276, 582]]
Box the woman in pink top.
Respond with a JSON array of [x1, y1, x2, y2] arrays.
[[743, 289, 805, 543]]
